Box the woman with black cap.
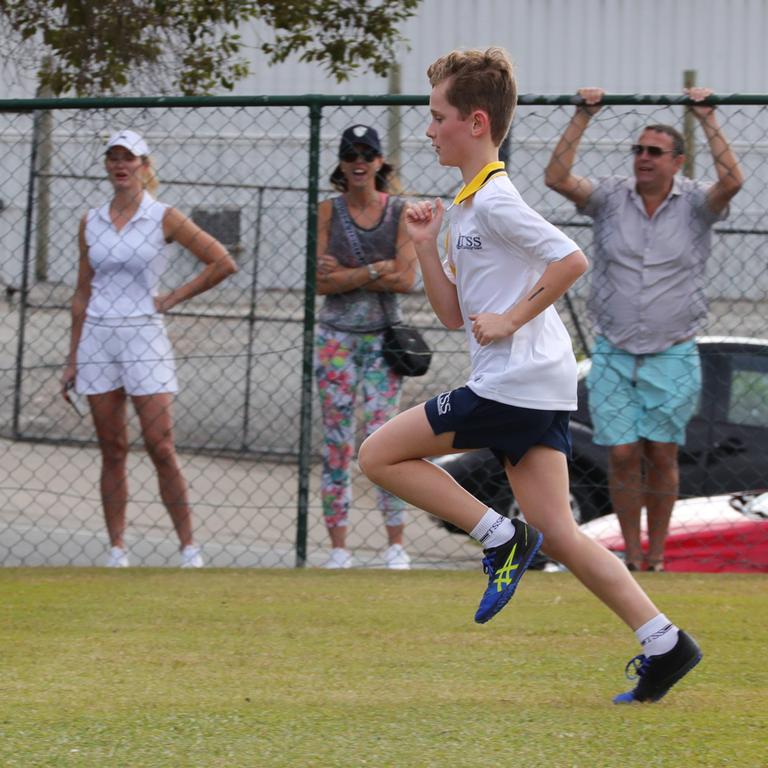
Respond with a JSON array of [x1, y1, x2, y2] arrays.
[[62, 129, 237, 568], [314, 124, 418, 569]]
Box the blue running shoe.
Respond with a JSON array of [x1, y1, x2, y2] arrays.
[[474, 520, 543, 624], [613, 630, 702, 703]]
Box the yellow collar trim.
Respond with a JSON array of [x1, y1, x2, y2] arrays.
[[453, 161, 506, 205]]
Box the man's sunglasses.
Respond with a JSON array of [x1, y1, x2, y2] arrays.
[[631, 144, 677, 158], [340, 147, 379, 163]]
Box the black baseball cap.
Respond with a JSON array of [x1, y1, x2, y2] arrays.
[[339, 125, 382, 157]]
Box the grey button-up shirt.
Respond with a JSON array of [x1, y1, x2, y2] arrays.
[[578, 175, 726, 354]]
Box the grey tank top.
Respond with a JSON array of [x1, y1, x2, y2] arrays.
[[318, 195, 404, 332]]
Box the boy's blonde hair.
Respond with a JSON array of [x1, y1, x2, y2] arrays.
[[427, 47, 517, 146]]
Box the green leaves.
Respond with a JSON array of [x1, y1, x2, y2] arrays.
[[259, 0, 420, 81], [0, 0, 422, 95]]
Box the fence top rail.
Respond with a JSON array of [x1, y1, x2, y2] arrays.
[[1, 93, 768, 113]]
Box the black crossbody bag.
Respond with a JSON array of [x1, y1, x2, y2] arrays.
[[334, 198, 432, 377]]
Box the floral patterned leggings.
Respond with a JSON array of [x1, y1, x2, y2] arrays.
[[314, 325, 406, 529]]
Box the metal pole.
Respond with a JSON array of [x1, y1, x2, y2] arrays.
[[34, 109, 52, 281], [12, 112, 41, 438], [387, 62, 402, 189], [34, 66, 53, 283], [240, 186, 264, 452], [683, 69, 697, 179], [295, 102, 322, 567]]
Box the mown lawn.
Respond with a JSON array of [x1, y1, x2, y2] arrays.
[[1, 569, 764, 767]]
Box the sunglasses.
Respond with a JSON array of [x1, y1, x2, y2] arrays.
[[631, 144, 677, 158], [340, 147, 379, 163]]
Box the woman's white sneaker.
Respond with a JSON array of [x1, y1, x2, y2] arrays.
[[106, 546, 129, 568], [180, 545, 204, 568], [385, 544, 411, 570], [324, 548, 353, 569]]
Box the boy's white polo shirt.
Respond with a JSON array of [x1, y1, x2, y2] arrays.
[[444, 166, 581, 410]]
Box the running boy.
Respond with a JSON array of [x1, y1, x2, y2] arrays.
[[358, 47, 701, 703]]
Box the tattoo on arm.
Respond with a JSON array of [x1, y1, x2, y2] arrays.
[[528, 286, 545, 302]]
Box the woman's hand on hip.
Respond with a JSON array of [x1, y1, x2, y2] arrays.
[[155, 293, 175, 313]]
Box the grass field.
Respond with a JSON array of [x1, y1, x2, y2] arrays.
[[1, 569, 765, 768]]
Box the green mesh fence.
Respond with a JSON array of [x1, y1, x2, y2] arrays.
[[0, 93, 765, 569]]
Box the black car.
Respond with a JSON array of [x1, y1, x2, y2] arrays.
[[431, 337, 768, 526]]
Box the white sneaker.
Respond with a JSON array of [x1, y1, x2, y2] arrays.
[[180, 545, 204, 568], [324, 548, 353, 569], [106, 546, 129, 568], [384, 544, 411, 570]]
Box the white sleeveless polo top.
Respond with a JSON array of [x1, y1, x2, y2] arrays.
[[84, 191, 169, 318]]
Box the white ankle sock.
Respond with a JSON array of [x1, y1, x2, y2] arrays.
[[469, 509, 516, 549], [635, 613, 679, 657]]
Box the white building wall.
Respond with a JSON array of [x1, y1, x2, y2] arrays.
[[237, 0, 768, 96], [2, 1, 766, 98]]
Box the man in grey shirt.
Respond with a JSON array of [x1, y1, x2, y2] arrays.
[[545, 87, 743, 571]]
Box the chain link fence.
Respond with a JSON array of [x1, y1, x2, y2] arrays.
[[0, 94, 766, 569]]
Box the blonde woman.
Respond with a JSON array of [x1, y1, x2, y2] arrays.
[[62, 130, 237, 567]]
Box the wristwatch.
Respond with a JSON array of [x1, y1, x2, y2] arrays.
[[366, 264, 380, 280]]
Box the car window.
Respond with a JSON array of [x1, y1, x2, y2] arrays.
[[726, 353, 768, 427]]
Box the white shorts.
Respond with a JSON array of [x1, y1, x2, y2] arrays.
[[76, 315, 178, 396]]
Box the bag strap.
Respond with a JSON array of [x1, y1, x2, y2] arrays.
[[333, 196, 393, 324], [334, 196, 367, 264]]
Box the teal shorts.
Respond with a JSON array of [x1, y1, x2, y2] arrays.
[[586, 336, 701, 446]]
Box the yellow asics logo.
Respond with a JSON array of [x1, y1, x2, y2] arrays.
[[493, 543, 519, 591]]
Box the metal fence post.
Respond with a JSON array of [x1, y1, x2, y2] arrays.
[[683, 69, 697, 179], [12, 111, 42, 440], [240, 185, 264, 452], [295, 101, 323, 567]]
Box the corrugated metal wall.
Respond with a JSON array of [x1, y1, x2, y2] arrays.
[[2, 1, 765, 97], [242, 0, 768, 96]]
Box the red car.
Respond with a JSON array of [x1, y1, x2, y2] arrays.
[[580, 492, 768, 573]]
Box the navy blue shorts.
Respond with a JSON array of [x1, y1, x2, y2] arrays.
[[425, 386, 572, 466]]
